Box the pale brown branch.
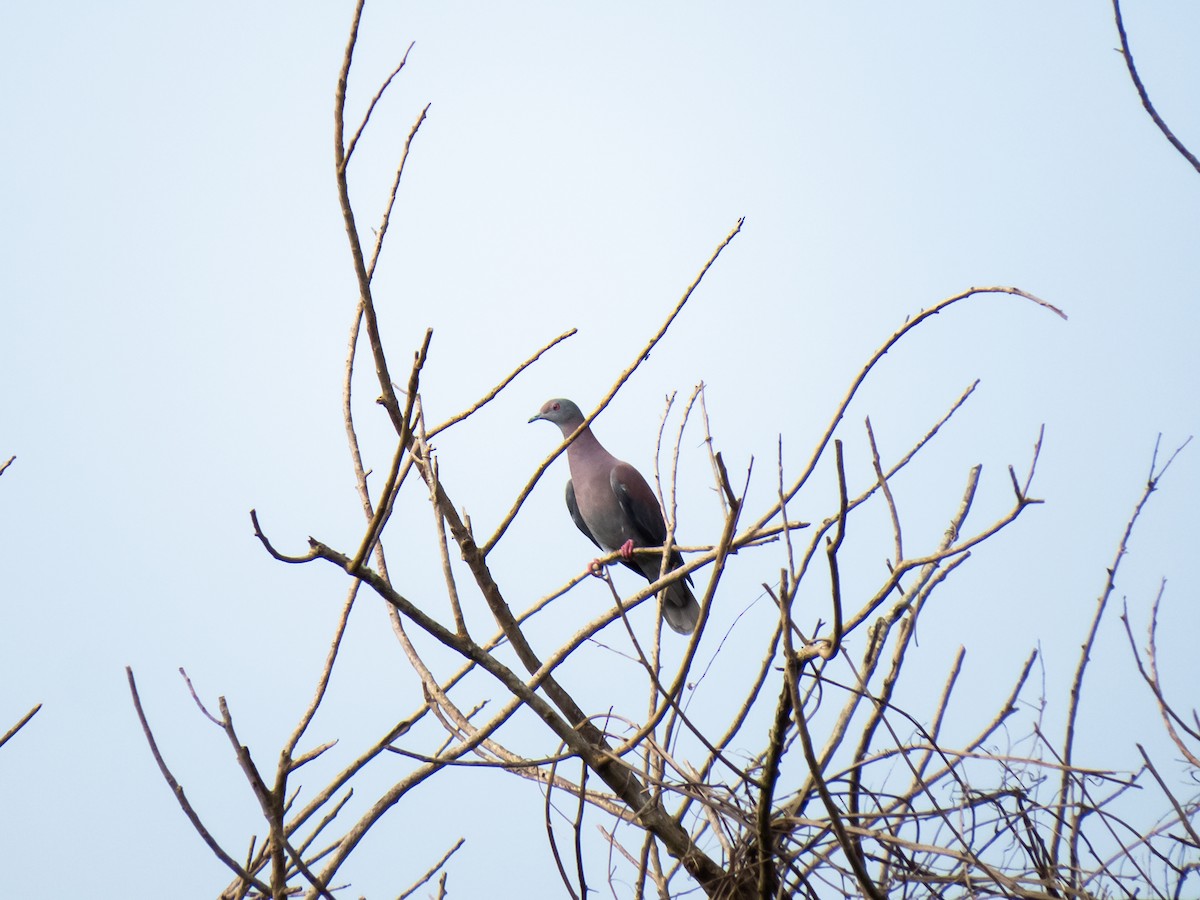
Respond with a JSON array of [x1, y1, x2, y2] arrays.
[[216, 696, 287, 891], [1121, 584, 1200, 768], [305, 534, 738, 892], [343, 42, 416, 170], [333, 0, 405, 433], [396, 838, 466, 900], [365, 102, 429, 281], [755, 678, 793, 898], [416, 425, 468, 635], [428, 328, 578, 439], [282, 583, 358, 764], [348, 330, 432, 573], [865, 417, 903, 572], [0, 703, 40, 751]]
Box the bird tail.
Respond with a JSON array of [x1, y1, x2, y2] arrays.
[[661, 579, 700, 635]]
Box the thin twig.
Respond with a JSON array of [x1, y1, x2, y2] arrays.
[[0, 703, 41, 750], [396, 838, 466, 900], [822, 439, 848, 659], [427, 328, 578, 439], [126, 667, 269, 894], [1052, 435, 1188, 866], [1111, 0, 1200, 174], [742, 288, 1062, 541], [1136, 745, 1200, 853], [366, 103, 429, 281], [344, 42, 415, 169]]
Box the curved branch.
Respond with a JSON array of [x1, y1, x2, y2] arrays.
[[1112, 0, 1200, 174], [742, 286, 1064, 540]]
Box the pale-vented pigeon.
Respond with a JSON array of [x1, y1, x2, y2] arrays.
[[529, 398, 700, 634]]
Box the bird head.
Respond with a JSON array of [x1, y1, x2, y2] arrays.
[[528, 398, 584, 427]]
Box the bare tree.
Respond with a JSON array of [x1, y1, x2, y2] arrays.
[[126, 3, 1198, 898]]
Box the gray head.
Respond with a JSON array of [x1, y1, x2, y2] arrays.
[[528, 398, 585, 431]]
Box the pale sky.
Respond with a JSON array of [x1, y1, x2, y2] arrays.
[[2, 3, 1198, 897]]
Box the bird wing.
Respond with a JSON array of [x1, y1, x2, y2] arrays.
[[610, 462, 667, 546], [611, 462, 693, 585], [565, 479, 602, 550]]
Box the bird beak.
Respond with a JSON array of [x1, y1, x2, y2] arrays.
[[527, 412, 543, 424]]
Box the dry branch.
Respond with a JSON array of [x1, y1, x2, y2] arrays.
[[1111, 0, 1200, 174]]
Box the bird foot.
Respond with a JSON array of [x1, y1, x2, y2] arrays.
[[619, 539, 635, 561]]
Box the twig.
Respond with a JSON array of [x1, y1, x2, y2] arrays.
[[216, 696, 286, 891], [544, 754, 584, 900], [366, 103, 429, 281], [427, 328, 578, 439], [866, 417, 903, 574], [283, 583, 360, 763], [1135, 746, 1200, 853], [743, 288, 1062, 540], [125, 667, 269, 894], [822, 439, 848, 659], [1121, 583, 1200, 767], [343, 42, 415, 169], [179, 667, 224, 726], [249, 509, 318, 564], [396, 838, 466, 900], [1052, 434, 1189, 866], [0, 703, 41, 750], [787, 656, 885, 900], [1111, 0, 1200, 174], [333, 0, 405, 433], [348, 330, 432, 573]]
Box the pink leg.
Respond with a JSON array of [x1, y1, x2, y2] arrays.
[[619, 539, 635, 561]]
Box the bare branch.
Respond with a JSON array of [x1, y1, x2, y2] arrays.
[[1052, 434, 1190, 866], [125, 667, 269, 894], [0, 703, 40, 751], [744, 288, 1063, 539], [343, 41, 415, 169], [365, 102, 429, 281], [396, 838, 466, 900], [1111, 0, 1200, 174], [822, 439, 849, 660], [249, 508, 318, 564], [427, 328, 578, 439]]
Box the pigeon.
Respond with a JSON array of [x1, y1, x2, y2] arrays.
[[529, 398, 700, 634]]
